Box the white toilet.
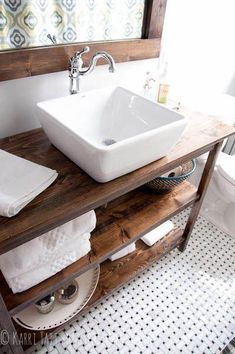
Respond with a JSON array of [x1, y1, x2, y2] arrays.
[[216, 153, 235, 233], [192, 152, 235, 238], [185, 93, 235, 237]]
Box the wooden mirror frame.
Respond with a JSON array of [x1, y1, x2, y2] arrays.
[[0, 0, 167, 82]]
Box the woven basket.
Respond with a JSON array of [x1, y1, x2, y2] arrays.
[[145, 159, 196, 192]]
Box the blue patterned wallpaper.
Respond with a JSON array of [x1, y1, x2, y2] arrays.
[[0, 0, 145, 50]]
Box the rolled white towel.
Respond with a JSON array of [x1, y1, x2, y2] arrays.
[[109, 242, 136, 261], [141, 221, 174, 247], [161, 166, 183, 178], [0, 149, 58, 217], [4, 233, 91, 293], [0, 210, 96, 279]]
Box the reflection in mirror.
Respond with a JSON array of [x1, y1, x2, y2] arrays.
[[0, 0, 145, 51]]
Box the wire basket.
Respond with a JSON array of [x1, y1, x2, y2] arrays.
[[145, 159, 196, 192]]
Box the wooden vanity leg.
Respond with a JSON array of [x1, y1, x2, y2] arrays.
[[0, 293, 24, 353], [179, 141, 223, 252]]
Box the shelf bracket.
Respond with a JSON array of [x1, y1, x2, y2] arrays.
[[179, 141, 223, 252]]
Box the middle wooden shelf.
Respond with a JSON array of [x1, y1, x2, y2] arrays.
[[1, 181, 197, 317]]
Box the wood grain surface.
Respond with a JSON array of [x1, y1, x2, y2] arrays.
[[143, 0, 167, 39], [0, 38, 160, 81], [0, 110, 234, 254], [1, 181, 196, 316]]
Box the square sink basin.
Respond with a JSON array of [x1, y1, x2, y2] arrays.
[[36, 86, 187, 182]]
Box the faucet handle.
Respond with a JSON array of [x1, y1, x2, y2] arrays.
[[70, 46, 90, 69], [76, 46, 90, 57]]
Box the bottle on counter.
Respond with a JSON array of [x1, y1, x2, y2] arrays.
[[157, 50, 170, 104], [157, 61, 170, 104], [142, 71, 156, 100]]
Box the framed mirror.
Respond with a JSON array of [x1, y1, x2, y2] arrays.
[[0, 0, 146, 50], [0, 0, 167, 81]]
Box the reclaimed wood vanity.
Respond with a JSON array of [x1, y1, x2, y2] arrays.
[[0, 108, 234, 353]]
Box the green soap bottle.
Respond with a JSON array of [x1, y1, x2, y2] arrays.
[[157, 54, 170, 104]]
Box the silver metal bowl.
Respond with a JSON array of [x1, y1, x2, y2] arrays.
[[35, 293, 55, 314], [55, 280, 79, 305]]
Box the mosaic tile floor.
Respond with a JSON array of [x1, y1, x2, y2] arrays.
[[29, 210, 235, 353]]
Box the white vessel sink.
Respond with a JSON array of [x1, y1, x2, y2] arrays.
[[36, 87, 187, 182]]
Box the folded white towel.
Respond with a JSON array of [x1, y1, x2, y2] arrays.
[[109, 242, 136, 261], [4, 233, 91, 293], [141, 221, 174, 247], [0, 210, 96, 279], [161, 166, 183, 178], [0, 149, 58, 217]]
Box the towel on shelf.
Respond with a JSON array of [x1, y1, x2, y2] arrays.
[[0, 210, 96, 280], [0, 149, 58, 217], [0, 210, 96, 293], [3, 233, 91, 293], [141, 221, 174, 247], [109, 242, 136, 261], [161, 166, 183, 178]]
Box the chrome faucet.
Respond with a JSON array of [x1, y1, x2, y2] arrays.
[[69, 46, 116, 94]]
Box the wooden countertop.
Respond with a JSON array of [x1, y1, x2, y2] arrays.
[[0, 109, 234, 254]]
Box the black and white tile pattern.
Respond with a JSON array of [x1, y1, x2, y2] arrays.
[[31, 210, 235, 353]]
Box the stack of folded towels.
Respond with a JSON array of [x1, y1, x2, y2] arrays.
[[0, 211, 96, 293], [0, 149, 96, 293]]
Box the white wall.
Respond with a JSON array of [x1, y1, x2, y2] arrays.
[[2, 0, 235, 138], [0, 58, 157, 138], [162, 0, 235, 105]]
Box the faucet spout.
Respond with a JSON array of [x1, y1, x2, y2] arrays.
[[81, 51, 116, 76]]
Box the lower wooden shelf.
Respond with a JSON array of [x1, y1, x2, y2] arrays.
[[1, 181, 196, 317], [16, 226, 183, 351]]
